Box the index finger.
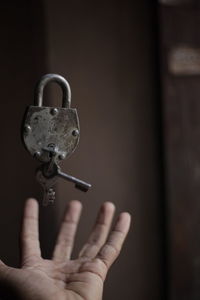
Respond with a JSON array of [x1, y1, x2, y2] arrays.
[[21, 198, 41, 265]]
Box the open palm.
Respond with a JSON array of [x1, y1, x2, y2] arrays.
[[0, 199, 131, 300]]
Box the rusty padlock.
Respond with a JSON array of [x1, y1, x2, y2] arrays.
[[22, 73, 80, 163]]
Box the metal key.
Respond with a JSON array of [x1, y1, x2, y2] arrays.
[[36, 161, 91, 206], [36, 165, 58, 206], [41, 155, 91, 192], [45, 162, 92, 192]]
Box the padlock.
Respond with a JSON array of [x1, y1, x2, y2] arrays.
[[22, 74, 80, 163]]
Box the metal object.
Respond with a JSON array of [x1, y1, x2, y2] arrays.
[[21, 73, 91, 206], [72, 129, 80, 137], [34, 73, 71, 108], [24, 124, 32, 134], [36, 166, 57, 206], [22, 73, 80, 163], [58, 153, 66, 160], [36, 160, 91, 205], [50, 108, 58, 116]]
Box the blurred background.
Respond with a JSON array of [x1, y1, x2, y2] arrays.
[[0, 0, 200, 299]]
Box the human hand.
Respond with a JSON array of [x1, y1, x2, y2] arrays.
[[0, 199, 131, 300]]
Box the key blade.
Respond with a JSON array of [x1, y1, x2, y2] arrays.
[[43, 188, 56, 206], [36, 166, 57, 206]]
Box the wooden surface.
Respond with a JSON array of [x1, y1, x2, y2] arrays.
[[159, 3, 200, 299]]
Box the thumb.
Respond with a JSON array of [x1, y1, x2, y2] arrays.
[[0, 260, 9, 278]]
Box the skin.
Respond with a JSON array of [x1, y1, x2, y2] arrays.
[[0, 199, 131, 300]]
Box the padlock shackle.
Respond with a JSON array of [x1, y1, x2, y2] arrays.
[[34, 74, 71, 108]]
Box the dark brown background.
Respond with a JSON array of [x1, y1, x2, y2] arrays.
[[1, 1, 192, 299], [159, 1, 200, 300]]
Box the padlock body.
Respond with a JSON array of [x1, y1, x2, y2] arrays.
[[22, 106, 80, 162]]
